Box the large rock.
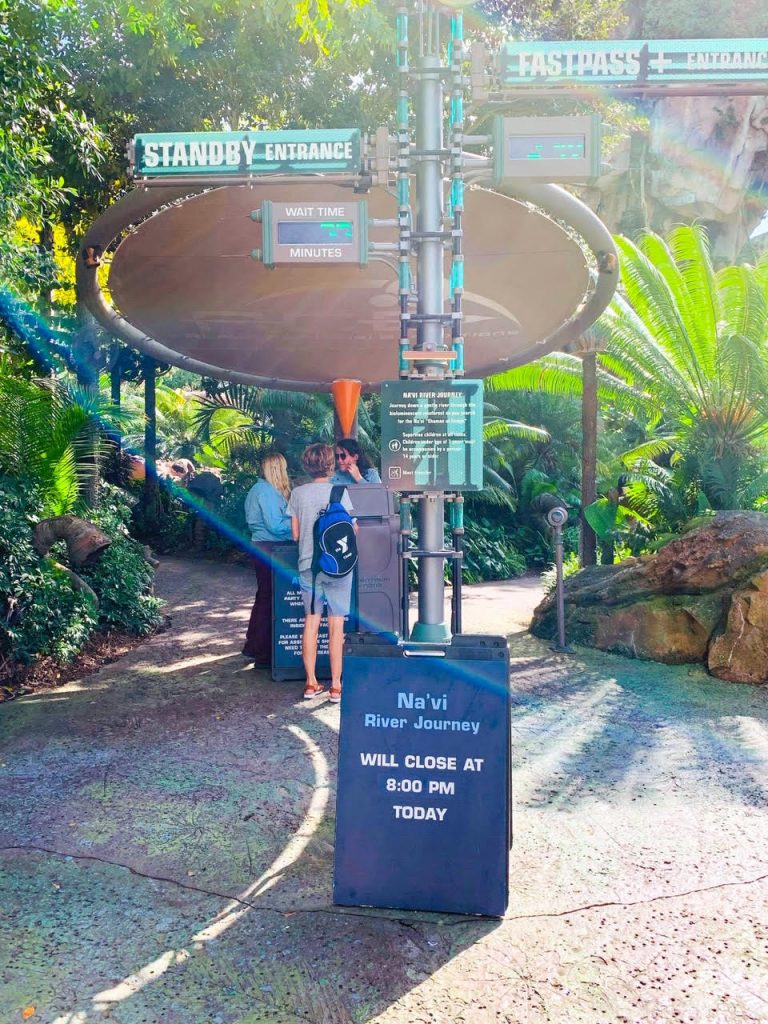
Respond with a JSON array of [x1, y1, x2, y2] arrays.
[[708, 570, 768, 684], [584, 96, 768, 261], [531, 511, 768, 683]]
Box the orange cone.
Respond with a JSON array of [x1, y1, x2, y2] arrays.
[[332, 379, 362, 438]]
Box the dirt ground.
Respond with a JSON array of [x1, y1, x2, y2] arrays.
[[1, 557, 767, 1024]]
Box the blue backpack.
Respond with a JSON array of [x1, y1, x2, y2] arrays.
[[310, 485, 357, 613]]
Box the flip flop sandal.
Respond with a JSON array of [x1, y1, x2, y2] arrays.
[[303, 685, 327, 700], [328, 688, 342, 704]]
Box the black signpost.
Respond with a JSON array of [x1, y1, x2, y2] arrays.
[[271, 544, 333, 682], [334, 634, 511, 917]]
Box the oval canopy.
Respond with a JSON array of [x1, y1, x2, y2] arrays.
[[106, 183, 589, 391]]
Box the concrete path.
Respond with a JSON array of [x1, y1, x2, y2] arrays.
[[1, 557, 767, 1024]]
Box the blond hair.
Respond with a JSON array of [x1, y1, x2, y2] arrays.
[[302, 443, 334, 478], [261, 452, 291, 500]]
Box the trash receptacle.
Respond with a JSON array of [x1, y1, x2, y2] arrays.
[[334, 632, 511, 917], [348, 485, 401, 636]]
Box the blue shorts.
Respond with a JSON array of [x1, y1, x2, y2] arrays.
[[299, 570, 353, 617]]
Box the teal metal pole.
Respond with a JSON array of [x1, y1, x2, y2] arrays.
[[410, 7, 449, 643]]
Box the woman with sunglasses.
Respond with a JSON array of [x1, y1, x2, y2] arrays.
[[331, 438, 381, 485]]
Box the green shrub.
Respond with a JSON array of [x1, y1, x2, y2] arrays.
[[81, 484, 165, 635], [0, 479, 164, 676], [0, 478, 98, 666], [79, 538, 164, 635], [461, 517, 526, 583]]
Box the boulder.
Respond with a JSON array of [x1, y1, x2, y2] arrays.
[[708, 570, 768, 684], [531, 511, 768, 683]]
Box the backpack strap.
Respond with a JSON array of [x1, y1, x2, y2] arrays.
[[330, 484, 345, 504]]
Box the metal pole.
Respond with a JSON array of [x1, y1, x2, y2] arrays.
[[411, 26, 450, 643], [554, 524, 567, 650]]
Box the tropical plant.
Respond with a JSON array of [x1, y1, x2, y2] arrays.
[[0, 478, 163, 677], [0, 372, 120, 515], [191, 385, 380, 474], [461, 517, 526, 583], [488, 225, 768, 538], [605, 226, 768, 514]]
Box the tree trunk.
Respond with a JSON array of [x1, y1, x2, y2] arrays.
[[33, 515, 112, 565], [143, 354, 160, 520], [73, 304, 102, 508], [580, 350, 598, 567]]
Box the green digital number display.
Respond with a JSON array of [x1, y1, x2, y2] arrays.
[[508, 134, 586, 161], [277, 221, 354, 245]]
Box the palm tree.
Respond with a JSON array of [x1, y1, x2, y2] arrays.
[[489, 225, 768, 538], [0, 372, 119, 515], [605, 225, 768, 511]]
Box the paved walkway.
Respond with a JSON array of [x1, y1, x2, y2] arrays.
[[1, 558, 767, 1024]]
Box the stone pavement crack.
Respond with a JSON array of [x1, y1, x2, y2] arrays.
[[1, 845, 454, 924], [8, 845, 765, 930], [500, 871, 768, 922]]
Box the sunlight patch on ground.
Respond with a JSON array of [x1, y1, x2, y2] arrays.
[[512, 679, 621, 806], [80, 723, 329, 1012], [140, 652, 238, 673]]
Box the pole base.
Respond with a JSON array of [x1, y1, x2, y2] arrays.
[[410, 621, 452, 643], [550, 642, 574, 654]]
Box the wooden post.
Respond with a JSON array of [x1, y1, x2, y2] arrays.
[[143, 354, 159, 517], [580, 348, 598, 567]]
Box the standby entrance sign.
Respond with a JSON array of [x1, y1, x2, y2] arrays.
[[501, 38, 768, 86], [131, 128, 361, 177]]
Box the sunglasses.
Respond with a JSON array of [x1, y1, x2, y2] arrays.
[[335, 452, 348, 460]]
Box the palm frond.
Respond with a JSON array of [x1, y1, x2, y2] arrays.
[[483, 418, 549, 443], [621, 435, 677, 464], [615, 234, 710, 398], [488, 353, 585, 396], [666, 224, 719, 373]]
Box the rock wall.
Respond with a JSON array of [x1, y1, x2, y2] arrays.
[[584, 96, 768, 261], [531, 511, 768, 683]]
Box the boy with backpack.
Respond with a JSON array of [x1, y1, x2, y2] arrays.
[[287, 443, 358, 703]]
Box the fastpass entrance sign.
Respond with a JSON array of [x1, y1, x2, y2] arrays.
[[130, 129, 361, 177], [501, 38, 768, 86]]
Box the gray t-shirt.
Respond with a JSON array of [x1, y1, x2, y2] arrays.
[[286, 481, 354, 571]]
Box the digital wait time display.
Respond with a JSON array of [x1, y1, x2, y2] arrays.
[[493, 114, 600, 184], [276, 220, 354, 245], [508, 134, 586, 161], [258, 200, 367, 266]]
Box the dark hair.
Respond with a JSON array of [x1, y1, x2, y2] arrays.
[[302, 442, 334, 478], [336, 438, 374, 474]]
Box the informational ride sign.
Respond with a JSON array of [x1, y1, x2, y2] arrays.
[[131, 129, 361, 177], [257, 200, 368, 266], [492, 115, 601, 184], [334, 634, 511, 917], [380, 379, 483, 492], [501, 38, 768, 86]]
